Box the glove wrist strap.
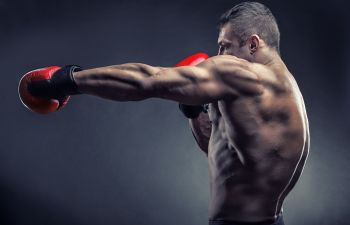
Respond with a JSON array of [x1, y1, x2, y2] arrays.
[[52, 65, 82, 96]]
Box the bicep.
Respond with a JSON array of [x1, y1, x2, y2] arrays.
[[212, 55, 264, 96], [145, 63, 232, 105], [144, 56, 263, 104]]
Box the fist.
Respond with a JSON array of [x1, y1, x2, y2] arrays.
[[175, 53, 209, 67], [179, 104, 205, 119], [18, 66, 70, 114]]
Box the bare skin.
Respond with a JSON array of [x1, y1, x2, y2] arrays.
[[73, 23, 309, 223]]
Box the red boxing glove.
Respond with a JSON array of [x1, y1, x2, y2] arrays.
[[18, 65, 81, 114], [175, 52, 209, 67]]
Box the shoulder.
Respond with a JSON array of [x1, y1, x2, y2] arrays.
[[202, 55, 282, 80], [195, 56, 265, 96], [197, 55, 250, 71], [198, 55, 266, 81], [211, 56, 292, 92]]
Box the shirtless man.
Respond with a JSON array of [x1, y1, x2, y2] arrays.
[[19, 2, 309, 225]]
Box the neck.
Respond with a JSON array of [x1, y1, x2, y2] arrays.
[[254, 48, 281, 66]]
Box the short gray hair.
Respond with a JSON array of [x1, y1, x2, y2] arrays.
[[219, 2, 280, 53]]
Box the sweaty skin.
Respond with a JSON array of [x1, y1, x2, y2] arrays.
[[73, 24, 309, 223], [205, 63, 308, 222], [192, 24, 309, 222]]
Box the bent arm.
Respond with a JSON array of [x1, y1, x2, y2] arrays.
[[189, 112, 211, 155]]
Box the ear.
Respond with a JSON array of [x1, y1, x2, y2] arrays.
[[248, 35, 260, 55]]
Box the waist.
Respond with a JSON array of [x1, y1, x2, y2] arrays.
[[210, 191, 279, 216], [209, 213, 284, 225]]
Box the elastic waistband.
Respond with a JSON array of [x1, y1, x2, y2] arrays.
[[209, 214, 283, 225]]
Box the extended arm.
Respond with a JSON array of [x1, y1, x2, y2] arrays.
[[73, 55, 263, 104], [73, 63, 164, 101], [19, 55, 264, 114]]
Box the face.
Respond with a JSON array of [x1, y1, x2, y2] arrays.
[[217, 23, 256, 60]]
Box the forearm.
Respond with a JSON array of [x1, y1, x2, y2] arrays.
[[189, 112, 211, 154], [73, 63, 164, 101]]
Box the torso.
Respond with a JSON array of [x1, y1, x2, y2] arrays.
[[207, 63, 309, 222]]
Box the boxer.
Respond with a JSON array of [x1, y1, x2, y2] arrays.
[[19, 2, 309, 225]]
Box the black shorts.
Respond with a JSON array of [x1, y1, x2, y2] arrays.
[[209, 214, 285, 225]]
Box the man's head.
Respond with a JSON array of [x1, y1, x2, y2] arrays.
[[218, 2, 280, 61]]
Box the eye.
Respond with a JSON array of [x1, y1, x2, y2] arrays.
[[218, 46, 224, 54], [218, 43, 226, 49], [219, 43, 230, 49]]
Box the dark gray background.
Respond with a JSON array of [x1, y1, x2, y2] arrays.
[[1, 0, 349, 224]]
